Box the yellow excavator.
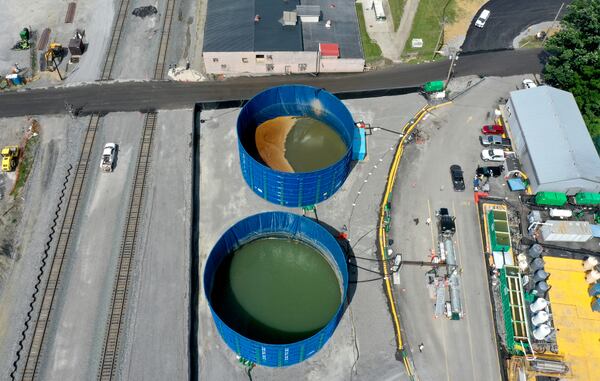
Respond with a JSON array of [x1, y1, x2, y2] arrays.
[[1, 146, 20, 172], [44, 43, 63, 72]]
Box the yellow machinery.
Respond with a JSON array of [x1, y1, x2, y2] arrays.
[[44, 43, 63, 72], [1, 146, 19, 172]]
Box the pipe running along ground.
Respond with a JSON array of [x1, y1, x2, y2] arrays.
[[377, 101, 452, 378]]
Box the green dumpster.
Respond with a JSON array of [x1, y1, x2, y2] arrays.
[[424, 81, 445, 93], [535, 192, 567, 207]]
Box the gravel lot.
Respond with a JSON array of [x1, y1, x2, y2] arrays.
[[36, 113, 144, 380], [119, 109, 193, 380], [0, 115, 86, 380]]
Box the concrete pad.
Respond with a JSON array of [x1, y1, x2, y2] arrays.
[[197, 93, 426, 380]]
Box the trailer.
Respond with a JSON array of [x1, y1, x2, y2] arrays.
[[540, 220, 593, 242], [372, 0, 386, 21]]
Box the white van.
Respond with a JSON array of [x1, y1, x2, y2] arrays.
[[475, 9, 490, 28]]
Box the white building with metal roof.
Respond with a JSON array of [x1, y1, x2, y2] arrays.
[[504, 86, 600, 195], [202, 0, 364, 75]]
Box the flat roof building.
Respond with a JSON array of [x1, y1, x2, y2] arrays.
[[504, 86, 600, 195], [202, 0, 364, 75]]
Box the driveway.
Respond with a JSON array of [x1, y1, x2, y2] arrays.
[[461, 0, 571, 52], [390, 76, 534, 380]]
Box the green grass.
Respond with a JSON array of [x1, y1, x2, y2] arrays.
[[11, 136, 38, 197], [517, 36, 545, 49], [388, 0, 406, 31], [402, 0, 457, 60], [356, 4, 383, 63]]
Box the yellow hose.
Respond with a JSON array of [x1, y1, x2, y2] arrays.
[[377, 101, 451, 377]]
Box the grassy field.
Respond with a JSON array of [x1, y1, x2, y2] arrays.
[[402, 0, 457, 60], [11, 136, 38, 196], [356, 4, 383, 63], [389, 0, 406, 31]]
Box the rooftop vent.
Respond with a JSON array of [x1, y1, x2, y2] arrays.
[[283, 11, 297, 26], [296, 5, 320, 22]]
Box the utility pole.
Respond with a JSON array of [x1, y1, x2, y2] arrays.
[[445, 48, 460, 85], [542, 2, 565, 43]]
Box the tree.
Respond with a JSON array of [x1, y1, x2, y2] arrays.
[[543, 0, 600, 141]]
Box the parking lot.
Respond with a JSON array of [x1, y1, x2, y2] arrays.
[[389, 75, 534, 380]]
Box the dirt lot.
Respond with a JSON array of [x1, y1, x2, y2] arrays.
[[444, 0, 487, 46]]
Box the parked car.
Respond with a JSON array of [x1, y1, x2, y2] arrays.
[[481, 149, 506, 162], [522, 79, 537, 89], [100, 143, 117, 172], [481, 124, 504, 135], [476, 165, 504, 177], [479, 135, 512, 147], [475, 9, 490, 28], [450, 165, 465, 191]]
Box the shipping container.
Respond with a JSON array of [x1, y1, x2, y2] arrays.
[[540, 220, 593, 242], [535, 192, 567, 207], [573, 192, 600, 206]]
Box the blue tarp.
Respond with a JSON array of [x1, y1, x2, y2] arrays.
[[507, 178, 526, 191], [590, 224, 600, 238], [238, 85, 355, 207], [352, 127, 366, 161], [204, 211, 349, 367]]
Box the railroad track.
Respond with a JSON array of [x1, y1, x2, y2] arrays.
[[15, 0, 131, 379], [98, 0, 176, 379], [101, 0, 132, 80]]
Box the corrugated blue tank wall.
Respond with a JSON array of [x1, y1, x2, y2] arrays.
[[204, 212, 348, 367], [237, 85, 354, 207]]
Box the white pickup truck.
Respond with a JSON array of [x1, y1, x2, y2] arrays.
[[100, 143, 117, 172]]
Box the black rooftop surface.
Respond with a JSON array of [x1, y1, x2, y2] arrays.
[[204, 0, 303, 52], [301, 0, 363, 58]]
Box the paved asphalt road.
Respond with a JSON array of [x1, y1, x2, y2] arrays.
[[0, 49, 546, 117], [461, 0, 571, 52]]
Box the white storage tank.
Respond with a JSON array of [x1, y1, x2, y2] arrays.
[[533, 324, 551, 340], [530, 297, 548, 313], [583, 256, 599, 271], [541, 220, 593, 242], [532, 310, 549, 325], [586, 269, 600, 284]]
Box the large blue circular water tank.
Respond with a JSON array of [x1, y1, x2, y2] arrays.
[[204, 212, 348, 367], [237, 85, 354, 207]]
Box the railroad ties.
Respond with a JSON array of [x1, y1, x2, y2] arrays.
[[98, 0, 176, 379], [20, 115, 100, 381], [17, 0, 131, 379]]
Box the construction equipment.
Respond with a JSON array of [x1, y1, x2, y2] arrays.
[[11, 28, 30, 50], [44, 43, 63, 71], [1, 146, 20, 172]]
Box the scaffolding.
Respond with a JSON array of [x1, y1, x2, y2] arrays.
[[500, 266, 534, 358]]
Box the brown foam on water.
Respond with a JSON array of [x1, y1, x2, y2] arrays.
[[255, 116, 295, 173]]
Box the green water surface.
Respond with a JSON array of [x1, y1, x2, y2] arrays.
[[211, 236, 342, 344], [285, 117, 347, 172]]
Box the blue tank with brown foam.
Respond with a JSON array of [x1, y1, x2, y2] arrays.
[[203, 211, 348, 367], [237, 85, 355, 207]]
